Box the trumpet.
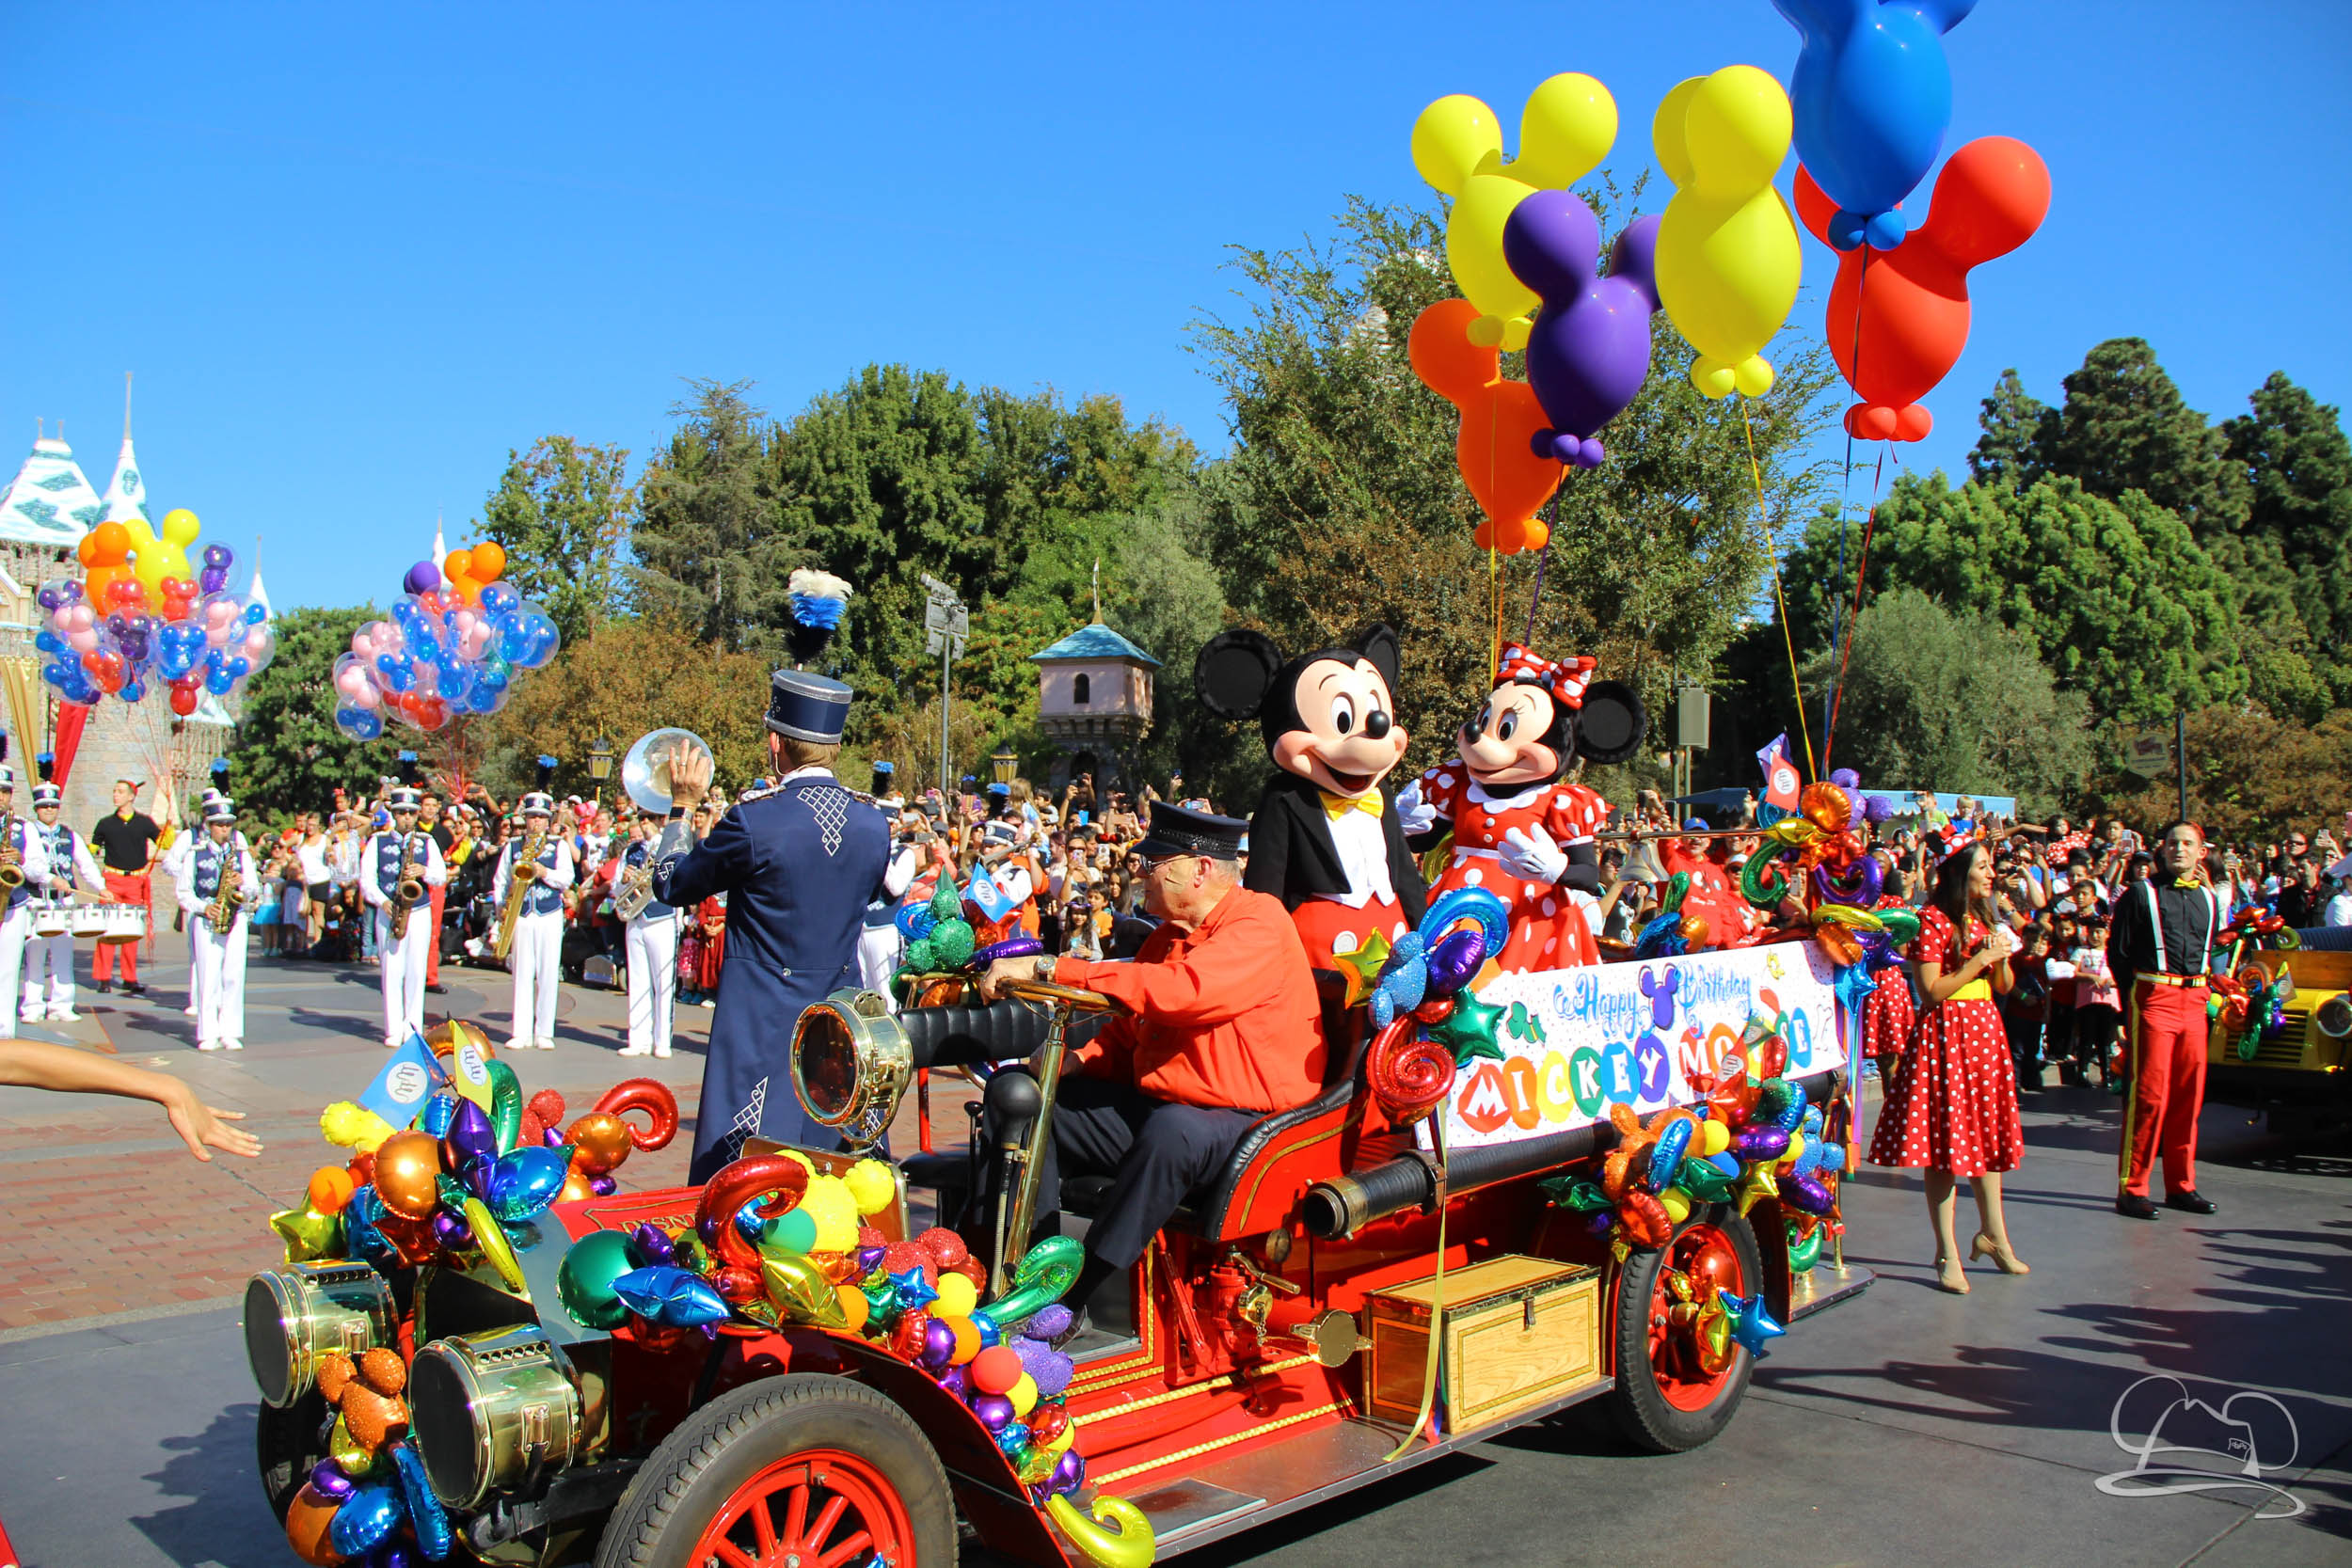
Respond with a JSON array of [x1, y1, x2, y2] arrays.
[[389, 832, 426, 942], [493, 826, 548, 961]]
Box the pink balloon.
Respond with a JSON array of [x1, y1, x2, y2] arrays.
[[461, 624, 493, 658], [67, 627, 99, 654], [61, 605, 93, 634], [353, 685, 381, 709], [245, 627, 271, 657]]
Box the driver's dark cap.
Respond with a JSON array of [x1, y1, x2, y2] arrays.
[[1136, 800, 1248, 862]]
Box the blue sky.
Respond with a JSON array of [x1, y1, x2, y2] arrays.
[[5, 2, 2348, 614]]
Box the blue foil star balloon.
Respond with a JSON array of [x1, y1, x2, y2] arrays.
[[1721, 1290, 1788, 1358], [891, 1264, 940, 1313]]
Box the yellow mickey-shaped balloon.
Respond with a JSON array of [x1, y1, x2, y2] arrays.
[[127, 508, 201, 597], [798, 1173, 862, 1254], [1411, 72, 1618, 348], [933, 1271, 978, 1319], [843, 1158, 897, 1216], [1652, 65, 1801, 399]]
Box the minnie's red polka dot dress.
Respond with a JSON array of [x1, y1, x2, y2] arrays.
[[1867, 907, 2023, 1176], [1860, 895, 1915, 1060], [1416, 760, 1605, 971]]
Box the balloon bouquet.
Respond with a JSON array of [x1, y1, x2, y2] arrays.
[[37, 514, 274, 716], [332, 542, 561, 740]]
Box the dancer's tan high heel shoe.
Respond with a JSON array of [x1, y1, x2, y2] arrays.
[[1933, 1254, 1971, 1294], [1970, 1232, 2030, 1275]]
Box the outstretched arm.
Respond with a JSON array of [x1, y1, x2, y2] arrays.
[[0, 1040, 262, 1161]]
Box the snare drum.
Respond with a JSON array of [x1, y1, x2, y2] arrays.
[[28, 902, 70, 938], [73, 904, 148, 944]]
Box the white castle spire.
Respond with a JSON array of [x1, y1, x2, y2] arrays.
[[99, 372, 147, 528]]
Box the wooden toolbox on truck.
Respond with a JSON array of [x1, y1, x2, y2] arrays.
[[1365, 1255, 1601, 1433]]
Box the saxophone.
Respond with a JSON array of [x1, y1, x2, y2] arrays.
[[389, 832, 426, 942], [492, 826, 548, 961], [0, 813, 21, 892], [206, 843, 247, 935]]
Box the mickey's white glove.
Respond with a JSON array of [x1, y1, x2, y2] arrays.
[[1500, 824, 1569, 884], [1396, 780, 1438, 837]]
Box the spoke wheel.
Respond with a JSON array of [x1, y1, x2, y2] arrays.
[[1606, 1205, 1762, 1453], [693, 1449, 914, 1568], [597, 1374, 954, 1568]]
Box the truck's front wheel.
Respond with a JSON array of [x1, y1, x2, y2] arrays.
[[1606, 1206, 1763, 1453], [596, 1373, 956, 1568]]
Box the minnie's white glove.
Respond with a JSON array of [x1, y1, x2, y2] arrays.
[[1500, 824, 1569, 884], [1396, 780, 1438, 837]]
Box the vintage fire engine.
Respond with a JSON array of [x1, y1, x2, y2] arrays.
[[244, 941, 1867, 1568]]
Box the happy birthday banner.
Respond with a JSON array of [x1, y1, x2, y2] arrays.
[[1435, 942, 1849, 1152]]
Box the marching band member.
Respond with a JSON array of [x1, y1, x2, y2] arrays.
[[0, 741, 52, 1039], [23, 754, 104, 1022], [493, 759, 575, 1051], [617, 813, 676, 1059], [361, 757, 448, 1049], [856, 815, 923, 1004], [178, 797, 260, 1053], [88, 774, 163, 997]]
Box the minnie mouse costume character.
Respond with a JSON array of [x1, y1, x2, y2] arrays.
[[1399, 642, 1646, 973], [1194, 625, 1427, 973]]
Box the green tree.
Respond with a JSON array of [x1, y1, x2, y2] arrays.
[[224, 606, 396, 816], [479, 436, 632, 648], [1191, 194, 1837, 773], [629, 380, 783, 647], [2037, 338, 2248, 538], [1778, 472, 2245, 725], [1967, 367, 2050, 488], [2221, 372, 2352, 705], [1802, 589, 2092, 816]]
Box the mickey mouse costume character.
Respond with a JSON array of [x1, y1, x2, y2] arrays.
[[1398, 642, 1646, 972], [1193, 624, 1427, 973]]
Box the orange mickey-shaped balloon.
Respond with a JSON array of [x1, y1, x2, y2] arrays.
[[469, 540, 506, 582], [1801, 782, 1852, 834]]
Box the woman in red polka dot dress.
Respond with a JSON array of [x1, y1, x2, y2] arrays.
[[1398, 643, 1648, 974], [1860, 888, 1916, 1080], [1867, 840, 2028, 1293]]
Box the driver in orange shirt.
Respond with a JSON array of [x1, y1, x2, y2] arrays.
[[981, 801, 1321, 1319]]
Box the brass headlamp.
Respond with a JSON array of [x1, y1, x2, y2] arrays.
[[791, 989, 912, 1147], [243, 1261, 398, 1407], [409, 1325, 606, 1512]]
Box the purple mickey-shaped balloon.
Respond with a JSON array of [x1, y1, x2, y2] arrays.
[[1424, 928, 1488, 994], [59, 579, 83, 603], [36, 583, 61, 611], [937, 1363, 971, 1399], [1502, 194, 1661, 469], [199, 566, 227, 594], [589, 1174, 617, 1196], [971, 1393, 1015, 1433], [1050, 1447, 1086, 1497], [405, 561, 443, 595], [202, 544, 231, 570], [309, 1459, 356, 1500], [920, 1317, 958, 1370], [630, 1222, 676, 1266], [431, 1209, 471, 1248]]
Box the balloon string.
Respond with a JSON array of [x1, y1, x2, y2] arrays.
[[1825, 245, 1872, 768], [1741, 402, 1816, 780], [1821, 442, 1887, 774], [1383, 1116, 1449, 1460], [1522, 489, 1559, 646], [1489, 546, 1502, 683]]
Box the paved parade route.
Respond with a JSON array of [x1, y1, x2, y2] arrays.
[[1, 949, 2345, 1566]]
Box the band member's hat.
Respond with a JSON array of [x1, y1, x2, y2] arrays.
[[0, 735, 13, 789], [389, 750, 424, 811], [205, 798, 238, 824], [1136, 800, 1248, 863], [520, 754, 557, 816], [766, 668, 852, 743], [32, 752, 58, 806]]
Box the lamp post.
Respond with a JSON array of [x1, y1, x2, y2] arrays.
[[991, 745, 1018, 788], [587, 736, 612, 807], [920, 574, 969, 798]]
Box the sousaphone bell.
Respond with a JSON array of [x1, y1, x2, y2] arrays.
[[621, 728, 713, 816]]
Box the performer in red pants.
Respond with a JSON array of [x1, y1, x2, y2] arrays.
[[2112, 820, 2224, 1220]]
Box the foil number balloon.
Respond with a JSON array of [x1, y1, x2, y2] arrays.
[[1411, 73, 1619, 350], [1652, 66, 1802, 400]]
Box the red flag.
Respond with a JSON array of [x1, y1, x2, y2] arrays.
[[51, 702, 91, 784], [1756, 733, 1801, 815]]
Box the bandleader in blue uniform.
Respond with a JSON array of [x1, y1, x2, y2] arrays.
[[652, 666, 891, 1181]]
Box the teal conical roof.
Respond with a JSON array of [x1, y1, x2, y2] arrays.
[[100, 431, 148, 528]]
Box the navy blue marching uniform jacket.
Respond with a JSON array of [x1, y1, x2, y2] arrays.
[[653, 769, 891, 1181]]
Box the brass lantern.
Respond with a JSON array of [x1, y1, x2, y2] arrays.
[[791, 989, 913, 1146]]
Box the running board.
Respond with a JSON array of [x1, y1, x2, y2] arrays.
[[1126, 1380, 1613, 1558], [1789, 1262, 1874, 1319]]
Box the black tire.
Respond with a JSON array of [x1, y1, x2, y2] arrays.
[[256, 1391, 329, 1521], [594, 1373, 956, 1568], [1605, 1206, 1764, 1454]]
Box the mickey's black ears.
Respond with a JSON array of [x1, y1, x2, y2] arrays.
[[1574, 680, 1647, 765], [1194, 630, 1285, 721], [1349, 623, 1403, 697]]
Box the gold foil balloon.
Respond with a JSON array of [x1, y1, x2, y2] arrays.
[[373, 1131, 443, 1220], [270, 1204, 342, 1263], [566, 1112, 634, 1177], [764, 1254, 850, 1328], [1801, 781, 1852, 834], [464, 1196, 528, 1293]]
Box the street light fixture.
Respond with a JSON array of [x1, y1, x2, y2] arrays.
[[587, 736, 614, 783], [990, 745, 1019, 786]]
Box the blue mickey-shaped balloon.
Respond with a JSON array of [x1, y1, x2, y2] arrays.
[[34, 628, 63, 655], [1774, 0, 1979, 250], [336, 705, 386, 741], [612, 1264, 731, 1327]]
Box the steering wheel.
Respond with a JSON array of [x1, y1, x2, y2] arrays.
[[1000, 978, 1126, 1015]]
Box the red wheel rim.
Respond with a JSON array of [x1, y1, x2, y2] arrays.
[[1645, 1221, 1745, 1412], [692, 1447, 914, 1568]]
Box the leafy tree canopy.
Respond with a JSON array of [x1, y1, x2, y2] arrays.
[[479, 435, 631, 648]]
